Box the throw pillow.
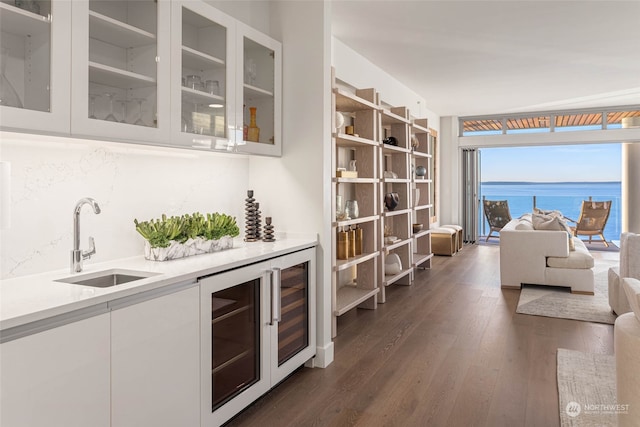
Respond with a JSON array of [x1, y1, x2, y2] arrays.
[[534, 207, 564, 219], [532, 213, 564, 230], [533, 213, 575, 250]]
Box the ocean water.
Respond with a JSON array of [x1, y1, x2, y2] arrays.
[[480, 182, 621, 242]]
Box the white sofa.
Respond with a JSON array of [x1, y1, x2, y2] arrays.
[[499, 215, 595, 294], [615, 278, 640, 427], [608, 232, 640, 315]]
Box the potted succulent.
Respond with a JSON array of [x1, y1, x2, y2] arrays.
[[134, 212, 240, 261]]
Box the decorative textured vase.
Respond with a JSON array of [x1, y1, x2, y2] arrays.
[[247, 107, 260, 142], [384, 192, 399, 211], [345, 200, 359, 219]]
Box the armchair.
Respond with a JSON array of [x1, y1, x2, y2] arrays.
[[608, 232, 640, 315]]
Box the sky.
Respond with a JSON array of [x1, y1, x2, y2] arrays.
[[480, 144, 621, 183]]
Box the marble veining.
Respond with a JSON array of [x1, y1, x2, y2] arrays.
[[0, 133, 250, 279]]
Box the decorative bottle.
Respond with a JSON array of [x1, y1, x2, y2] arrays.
[[247, 107, 260, 142]]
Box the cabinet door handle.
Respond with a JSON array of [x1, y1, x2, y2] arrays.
[[271, 267, 281, 325]]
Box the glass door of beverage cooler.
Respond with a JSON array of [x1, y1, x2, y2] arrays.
[[270, 248, 316, 385], [200, 261, 270, 427]]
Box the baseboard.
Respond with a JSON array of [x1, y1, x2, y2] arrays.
[[308, 342, 334, 368], [501, 285, 522, 290]]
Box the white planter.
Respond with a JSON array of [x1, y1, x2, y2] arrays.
[[144, 236, 234, 261]]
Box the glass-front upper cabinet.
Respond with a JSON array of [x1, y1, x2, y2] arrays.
[[236, 22, 281, 157], [70, 0, 170, 143], [170, 0, 235, 150], [0, 0, 71, 134]]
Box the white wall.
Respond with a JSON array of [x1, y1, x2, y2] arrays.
[[248, 0, 334, 368], [332, 38, 439, 131], [0, 132, 249, 279]]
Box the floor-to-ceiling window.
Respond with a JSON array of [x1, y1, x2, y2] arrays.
[[479, 144, 622, 244]]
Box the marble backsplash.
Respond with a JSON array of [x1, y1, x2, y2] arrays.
[[0, 132, 250, 279]]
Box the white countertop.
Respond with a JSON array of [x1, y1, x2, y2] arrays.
[[0, 237, 317, 331]]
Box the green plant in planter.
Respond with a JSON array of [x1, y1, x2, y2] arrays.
[[134, 212, 240, 248]]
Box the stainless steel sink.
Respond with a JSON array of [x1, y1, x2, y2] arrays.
[[55, 269, 160, 288]]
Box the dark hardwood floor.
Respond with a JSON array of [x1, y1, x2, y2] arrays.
[[227, 244, 617, 427]]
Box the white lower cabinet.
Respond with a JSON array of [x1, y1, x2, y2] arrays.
[[0, 312, 111, 427], [200, 247, 316, 426], [110, 283, 200, 427]]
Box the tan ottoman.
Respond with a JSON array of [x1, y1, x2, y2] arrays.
[[441, 225, 463, 252], [431, 227, 456, 256]]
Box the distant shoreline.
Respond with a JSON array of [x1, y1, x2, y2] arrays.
[[482, 181, 621, 185]]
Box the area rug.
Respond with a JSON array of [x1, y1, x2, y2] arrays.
[[516, 261, 617, 324], [557, 348, 617, 427]]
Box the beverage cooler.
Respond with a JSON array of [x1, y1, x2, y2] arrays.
[[199, 247, 316, 426]]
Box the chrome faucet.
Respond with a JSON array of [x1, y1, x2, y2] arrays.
[[71, 197, 101, 273]]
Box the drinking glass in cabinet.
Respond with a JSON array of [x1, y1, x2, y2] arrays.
[[205, 80, 219, 96], [0, 49, 23, 108], [87, 0, 159, 127], [133, 98, 147, 126], [245, 58, 257, 85]]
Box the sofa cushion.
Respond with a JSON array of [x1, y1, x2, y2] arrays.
[[547, 239, 594, 269], [515, 220, 534, 231], [622, 278, 640, 322]]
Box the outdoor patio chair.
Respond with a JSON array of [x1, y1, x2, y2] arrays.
[[483, 199, 512, 241], [569, 200, 612, 247]]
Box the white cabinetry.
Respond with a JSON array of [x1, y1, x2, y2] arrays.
[[70, 0, 171, 143], [1, 0, 281, 156], [170, 1, 281, 155], [0, 312, 111, 427], [235, 21, 282, 156], [0, 1, 71, 134], [170, 0, 235, 149], [199, 247, 315, 427], [111, 283, 200, 427]]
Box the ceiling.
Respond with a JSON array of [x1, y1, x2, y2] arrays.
[[330, 1, 640, 117]]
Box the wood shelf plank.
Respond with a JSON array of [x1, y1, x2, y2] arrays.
[[334, 177, 378, 184], [413, 253, 433, 267], [334, 133, 379, 148], [382, 144, 410, 154], [334, 88, 379, 112], [383, 268, 412, 287], [381, 109, 410, 125], [334, 252, 379, 272], [335, 285, 379, 316], [335, 215, 379, 228]]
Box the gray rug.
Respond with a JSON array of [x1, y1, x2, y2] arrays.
[[516, 261, 617, 324], [557, 348, 617, 427]]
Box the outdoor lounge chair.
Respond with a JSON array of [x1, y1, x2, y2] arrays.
[[569, 200, 612, 247], [483, 199, 512, 241]]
